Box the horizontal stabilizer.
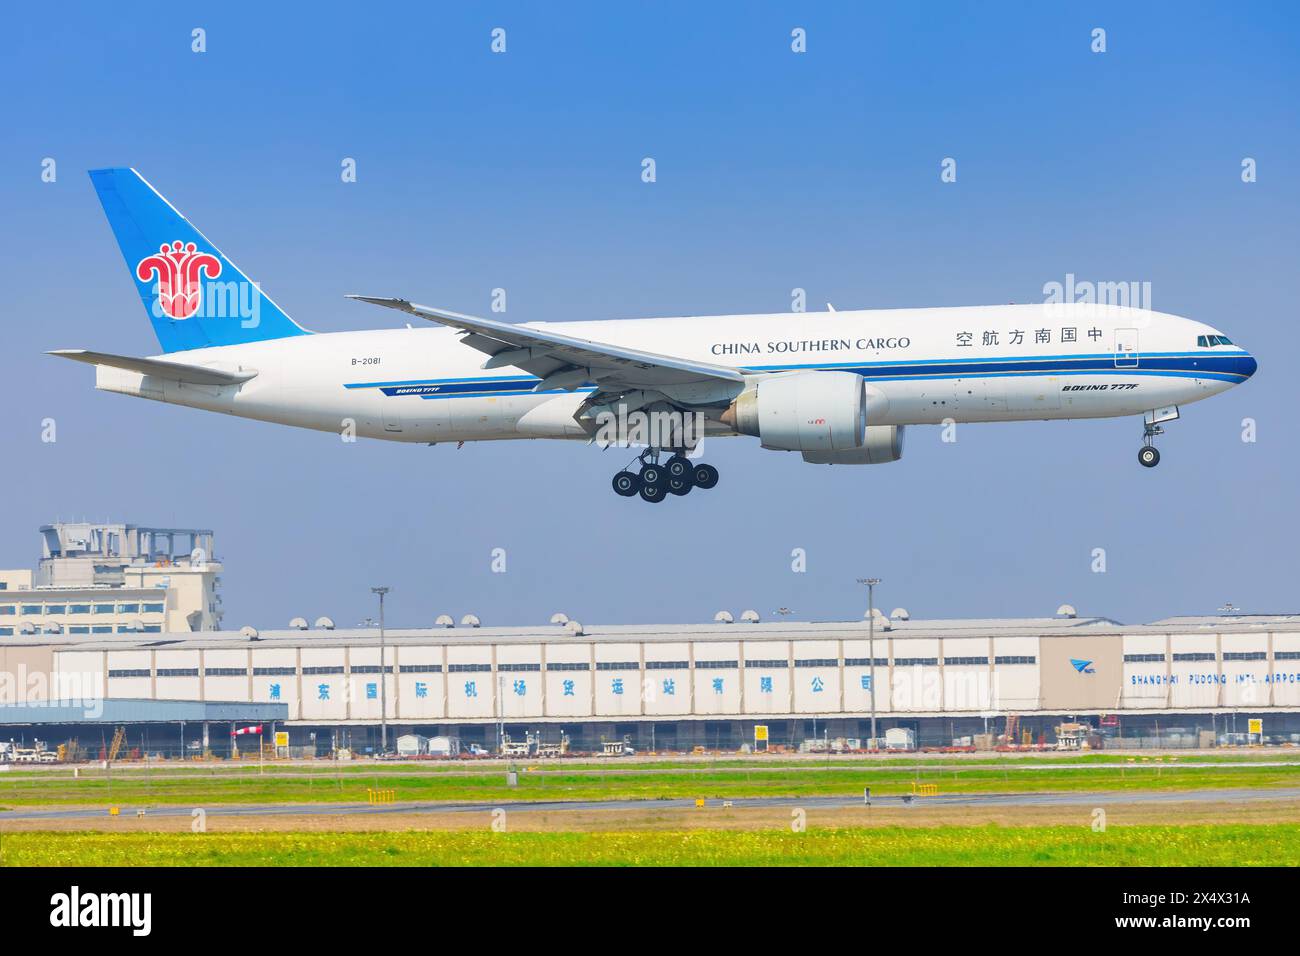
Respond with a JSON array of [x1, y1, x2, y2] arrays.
[[48, 349, 258, 386]]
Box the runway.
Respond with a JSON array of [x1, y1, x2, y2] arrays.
[[5, 785, 1298, 822]]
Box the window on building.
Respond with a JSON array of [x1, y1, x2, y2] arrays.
[[143, 603, 165, 614], [300, 666, 345, 675], [1222, 652, 1267, 661], [93, 604, 115, 614], [545, 662, 590, 671], [694, 660, 738, 669], [142, 625, 161, 633], [91, 626, 112, 634], [108, 669, 150, 678], [446, 663, 491, 673], [21, 605, 42, 615], [844, 657, 888, 667], [943, 656, 990, 665], [46, 604, 66, 615], [398, 664, 443, 673], [1275, 651, 1300, 661], [204, 667, 249, 676], [1173, 652, 1216, 662], [350, 665, 394, 674], [595, 661, 640, 671], [994, 655, 1036, 665], [157, 668, 199, 677], [0, 606, 15, 615], [645, 661, 690, 670], [794, 658, 839, 667], [746, 659, 789, 668], [0, 627, 12, 636], [896, 657, 939, 666], [1124, 653, 1166, 662], [118, 603, 140, 614], [496, 663, 541, 672], [69, 626, 89, 634], [69, 604, 90, 614]]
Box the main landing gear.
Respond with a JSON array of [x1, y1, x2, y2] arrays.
[[611, 450, 719, 503]]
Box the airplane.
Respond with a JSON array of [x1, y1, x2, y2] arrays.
[[54, 168, 1258, 503]]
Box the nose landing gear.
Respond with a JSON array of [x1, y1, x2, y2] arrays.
[[612, 450, 720, 502], [1137, 406, 1178, 468]]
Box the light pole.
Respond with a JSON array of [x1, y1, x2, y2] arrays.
[[857, 578, 881, 750], [371, 587, 390, 753]]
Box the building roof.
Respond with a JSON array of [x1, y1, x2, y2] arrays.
[[20, 611, 1300, 653]]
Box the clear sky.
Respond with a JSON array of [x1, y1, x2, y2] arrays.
[[2, 2, 1296, 630]]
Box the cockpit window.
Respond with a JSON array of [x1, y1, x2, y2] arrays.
[[1217, 335, 1232, 345], [1198, 335, 1233, 347]]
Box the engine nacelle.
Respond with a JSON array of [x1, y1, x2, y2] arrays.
[[721, 371, 866, 453], [801, 425, 905, 464]]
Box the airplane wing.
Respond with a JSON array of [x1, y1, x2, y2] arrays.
[[48, 349, 258, 387], [346, 296, 746, 392]]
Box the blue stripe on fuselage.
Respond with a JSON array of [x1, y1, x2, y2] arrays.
[[343, 350, 1254, 396]]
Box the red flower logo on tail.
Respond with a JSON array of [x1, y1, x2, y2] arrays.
[[136, 241, 222, 320]]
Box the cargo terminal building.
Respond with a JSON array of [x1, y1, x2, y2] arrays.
[[2, 611, 1299, 755]]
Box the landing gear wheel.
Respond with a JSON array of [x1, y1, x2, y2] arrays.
[[667, 474, 693, 496], [1138, 446, 1160, 468], [639, 482, 666, 503], [612, 471, 642, 496], [665, 455, 692, 479], [692, 464, 719, 489], [640, 463, 665, 487]]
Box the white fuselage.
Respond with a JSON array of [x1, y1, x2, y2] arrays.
[[93, 303, 1254, 443]]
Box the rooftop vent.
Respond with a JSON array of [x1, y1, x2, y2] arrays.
[[240, 625, 260, 641], [314, 616, 335, 630], [550, 613, 569, 625], [714, 610, 734, 624], [740, 609, 760, 623], [289, 616, 308, 630], [890, 608, 910, 621], [565, 620, 584, 636], [461, 614, 481, 628], [435, 614, 455, 628], [1056, 604, 1078, 619]]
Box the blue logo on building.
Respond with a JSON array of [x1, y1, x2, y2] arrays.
[[1071, 658, 1096, 674]]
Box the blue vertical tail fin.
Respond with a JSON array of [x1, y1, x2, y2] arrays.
[[89, 168, 311, 353]]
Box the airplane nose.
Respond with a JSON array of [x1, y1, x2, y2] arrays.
[[1241, 352, 1258, 379]]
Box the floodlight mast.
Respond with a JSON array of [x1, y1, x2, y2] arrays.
[[857, 578, 882, 749]]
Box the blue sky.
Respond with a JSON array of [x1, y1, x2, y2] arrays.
[[1, 2, 1297, 629]]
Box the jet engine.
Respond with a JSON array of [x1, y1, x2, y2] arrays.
[[719, 371, 903, 463], [801, 425, 904, 464]]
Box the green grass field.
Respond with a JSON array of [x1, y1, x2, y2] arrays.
[[2, 824, 1294, 866], [0, 755, 1296, 807]]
